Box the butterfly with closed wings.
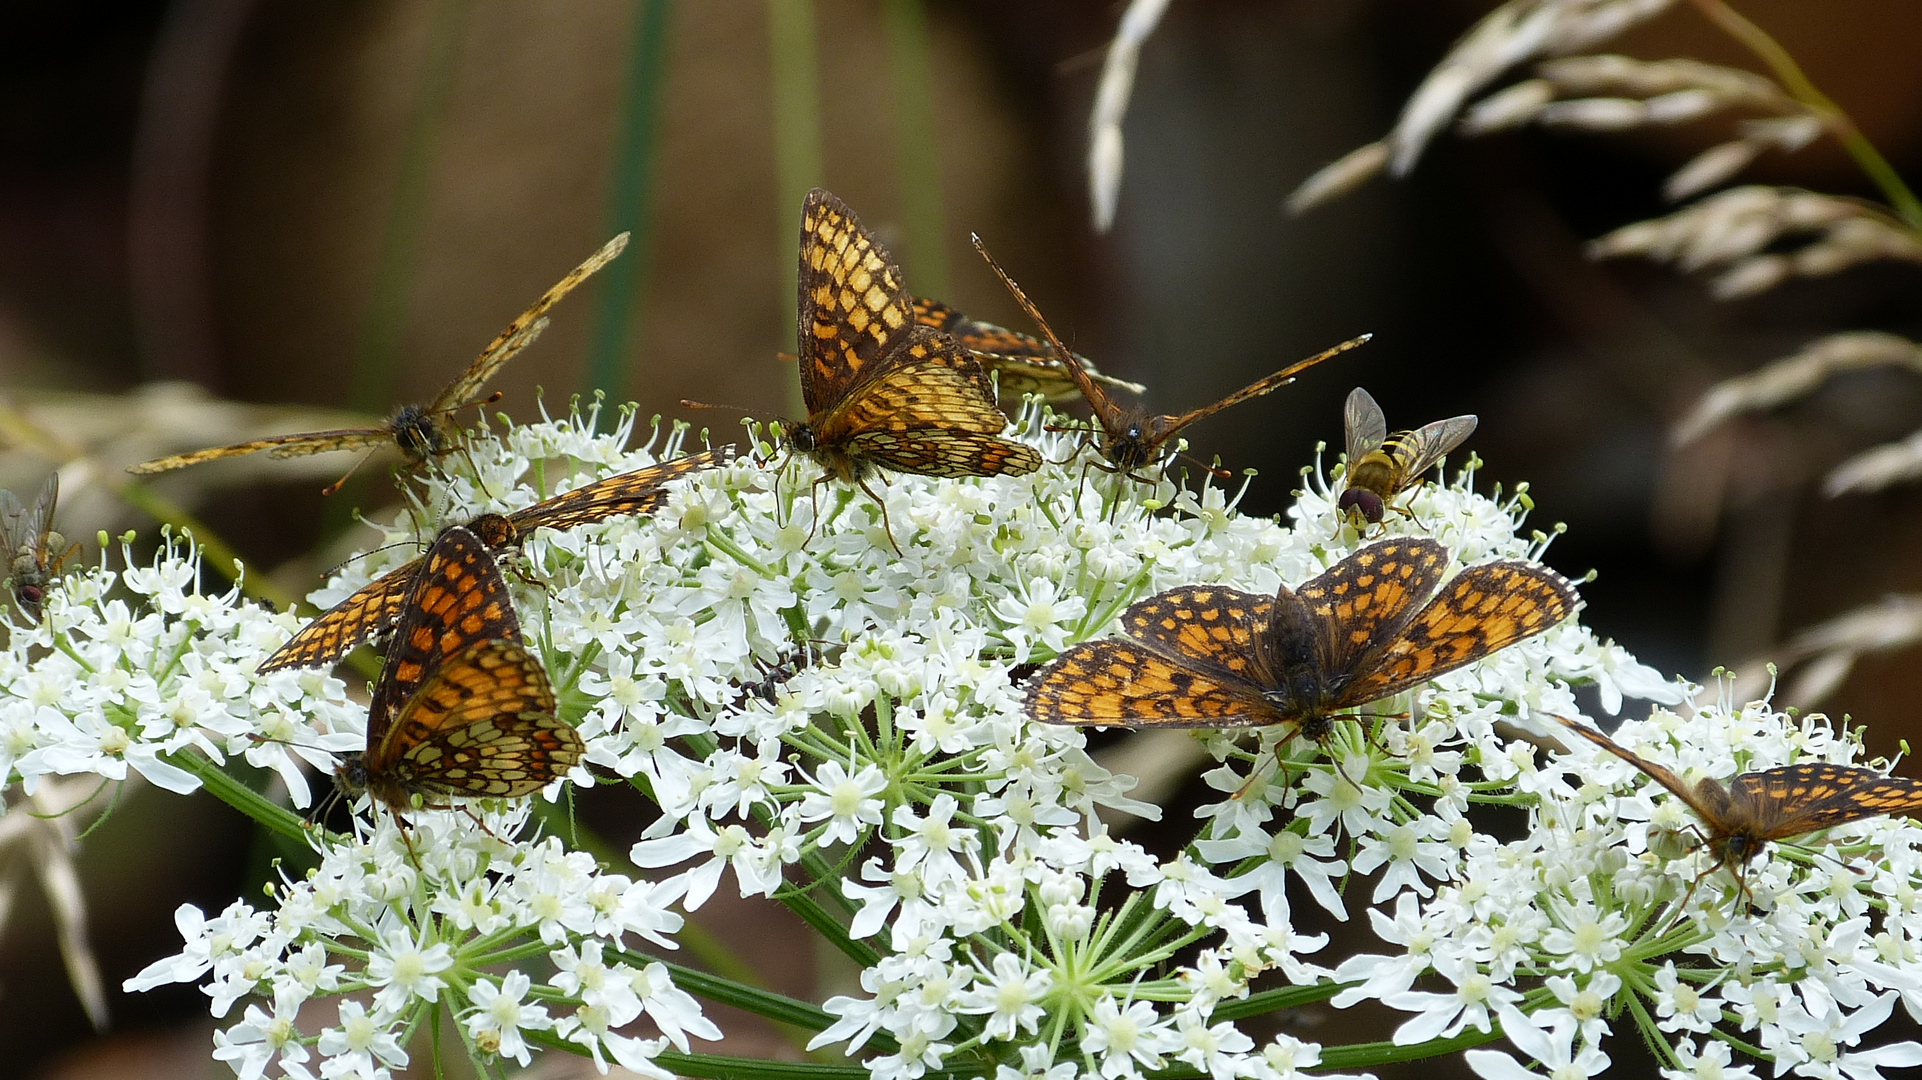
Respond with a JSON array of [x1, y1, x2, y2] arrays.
[[333, 524, 583, 818]]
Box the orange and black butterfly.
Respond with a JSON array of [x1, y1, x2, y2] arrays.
[[910, 296, 1146, 405], [0, 476, 79, 622], [1338, 387, 1477, 527], [128, 233, 630, 492], [333, 524, 583, 815], [784, 190, 1041, 498], [972, 238, 1368, 478], [1550, 714, 1922, 906], [258, 447, 731, 674], [1026, 538, 1577, 747]]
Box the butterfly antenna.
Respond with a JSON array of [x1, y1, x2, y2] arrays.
[[322, 449, 382, 497], [970, 235, 1112, 421]]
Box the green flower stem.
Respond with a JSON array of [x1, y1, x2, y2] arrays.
[[587, 0, 674, 406], [767, 0, 824, 420], [779, 878, 881, 968], [1688, 0, 1922, 231], [1309, 1026, 1505, 1070], [1206, 980, 1351, 1022], [525, 1027, 916, 1080], [167, 752, 323, 846], [882, 0, 948, 298]]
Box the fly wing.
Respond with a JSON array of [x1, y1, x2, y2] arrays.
[[1344, 387, 1387, 462], [1389, 415, 1479, 479]]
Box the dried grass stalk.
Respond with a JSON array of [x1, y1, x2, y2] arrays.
[[1672, 332, 1922, 446]]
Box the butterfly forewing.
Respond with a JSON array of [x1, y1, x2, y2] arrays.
[[365, 526, 521, 746], [1340, 560, 1579, 704], [1292, 537, 1449, 678], [912, 295, 1146, 402], [1121, 586, 1274, 681], [1024, 639, 1279, 728], [432, 232, 629, 412], [1727, 764, 1922, 839], [257, 451, 729, 674], [799, 191, 919, 412]]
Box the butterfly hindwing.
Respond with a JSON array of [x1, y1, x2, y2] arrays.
[[1024, 638, 1279, 728]]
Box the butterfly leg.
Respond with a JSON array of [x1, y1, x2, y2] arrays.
[[852, 475, 906, 557], [320, 448, 384, 498]]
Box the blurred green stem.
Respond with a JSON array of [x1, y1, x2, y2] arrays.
[[587, 0, 676, 410], [349, 0, 472, 414], [883, 0, 949, 297], [1690, 0, 1922, 231], [768, 0, 824, 418]]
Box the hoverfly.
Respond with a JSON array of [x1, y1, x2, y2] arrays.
[[0, 475, 80, 621], [1337, 387, 1477, 527]]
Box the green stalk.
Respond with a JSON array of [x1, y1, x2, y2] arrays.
[[167, 751, 325, 846], [767, 0, 824, 418], [587, 0, 676, 409], [882, 0, 949, 297], [1205, 980, 1351, 1022], [1689, 0, 1922, 230], [350, 0, 471, 413]]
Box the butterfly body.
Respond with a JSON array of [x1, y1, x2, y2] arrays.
[[336, 525, 582, 815], [1026, 538, 1578, 742], [257, 448, 729, 674], [788, 191, 1041, 492], [0, 476, 79, 621], [128, 233, 629, 485], [1338, 387, 1477, 526], [1552, 715, 1922, 904]]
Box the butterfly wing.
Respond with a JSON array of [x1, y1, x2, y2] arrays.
[[1292, 538, 1449, 683], [823, 332, 1039, 478], [430, 233, 629, 412], [1025, 638, 1282, 728], [1726, 764, 1922, 841], [1120, 586, 1275, 682], [912, 295, 1144, 402], [1344, 388, 1388, 463], [1150, 335, 1370, 443], [970, 238, 1130, 431], [797, 190, 922, 418], [364, 526, 522, 759], [510, 447, 736, 534], [1548, 714, 1727, 825], [1337, 559, 1577, 706], [126, 428, 395, 474], [373, 638, 580, 798], [257, 560, 421, 675]]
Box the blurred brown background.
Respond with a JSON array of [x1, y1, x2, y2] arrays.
[[5, 0, 1922, 1076]]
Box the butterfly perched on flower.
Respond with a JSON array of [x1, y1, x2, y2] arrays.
[[971, 237, 1368, 478], [0, 476, 79, 622], [1026, 538, 1578, 747], [258, 447, 732, 674], [1338, 387, 1477, 527], [910, 296, 1146, 405], [128, 233, 630, 493], [1550, 714, 1922, 908], [333, 524, 583, 815], [784, 190, 1042, 500]]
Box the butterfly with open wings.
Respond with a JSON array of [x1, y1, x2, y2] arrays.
[[129, 233, 630, 494]]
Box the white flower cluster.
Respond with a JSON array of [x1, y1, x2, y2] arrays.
[[7, 399, 1922, 1080]]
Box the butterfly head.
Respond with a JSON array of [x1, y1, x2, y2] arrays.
[[389, 405, 451, 461], [472, 513, 518, 549]]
